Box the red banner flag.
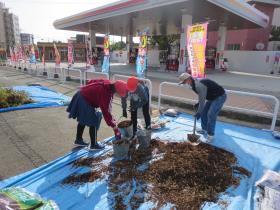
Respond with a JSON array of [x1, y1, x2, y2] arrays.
[[53, 43, 61, 66]]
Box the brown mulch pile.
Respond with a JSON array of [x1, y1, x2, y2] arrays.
[[62, 139, 251, 209], [137, 140, 251, 210]]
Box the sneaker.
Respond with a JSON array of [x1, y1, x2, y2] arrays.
[[196, 128, 206, 135], [74, 139, 89, 147], [88, 143, 105, 151], [206, 134, 214, 143]]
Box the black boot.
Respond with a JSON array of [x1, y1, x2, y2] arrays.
[[143, 101, 151, 130], [89, 126, 104, 150], [131, 109, 138, 137], [74, 123, 88, 146]]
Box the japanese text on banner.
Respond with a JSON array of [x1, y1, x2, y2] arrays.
[[187, 23, 208, 78]]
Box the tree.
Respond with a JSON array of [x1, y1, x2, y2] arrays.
[[150, 34, 180, 54], [111, 41, 126, 51], [269, 26, 280, 41]]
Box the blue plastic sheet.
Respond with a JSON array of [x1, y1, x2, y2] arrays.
[[1, 113, 280, 210], [102, 56, 110, 73], [136, 55, 147, 78], [0, 86, 70, 113]]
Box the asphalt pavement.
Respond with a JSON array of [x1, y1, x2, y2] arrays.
[[0, 67, 122, 179]]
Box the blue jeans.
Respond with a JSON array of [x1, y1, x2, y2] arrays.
[[201, 94, 227, 136]]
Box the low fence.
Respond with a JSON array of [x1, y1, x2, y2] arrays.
[[3, 63, 279, 131], [62, 68, 83, 86], [158, 82, 279, 131], [84, 70, 109, 84], [61, 68, 109, 86]]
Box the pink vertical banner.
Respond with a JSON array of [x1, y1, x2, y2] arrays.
[[187, 23, 208, 78], [42, 47, 45, 65], [68, 40, 74, 66], [14, 47, 18, 62], [53, 43, 61, 67], [85, 37, 92, 67], [18, 45, 23, 60], [23, 45, 28, 63]]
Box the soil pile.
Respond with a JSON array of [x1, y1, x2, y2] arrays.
[[62, 140, 251, 209], [118, 120, 132, 128], [0, 88, 34, 108]]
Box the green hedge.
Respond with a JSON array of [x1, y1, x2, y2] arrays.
[[0, 88, 34, 108]]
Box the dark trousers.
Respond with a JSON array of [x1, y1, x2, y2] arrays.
[[76, 123, 97, 145], [131, 101, 151, 135]]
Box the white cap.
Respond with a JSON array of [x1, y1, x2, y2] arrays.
[[178, 73, 191, 84]]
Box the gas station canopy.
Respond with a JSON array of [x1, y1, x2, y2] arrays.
[[53, 0, 269, 35]]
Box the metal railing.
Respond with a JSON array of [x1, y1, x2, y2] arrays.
[[158, 82, 197, 111], [112, 74, 153, 109], [3, 64, 279, 131], [27, 63, 39, 75], [84, 70, 109, 85], [62, 68, 109, 86], [158, 81, 279, 131], [62, 67, 83, 86], [225, 90, 279, 131]]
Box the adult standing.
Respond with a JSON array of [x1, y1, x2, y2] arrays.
[[67, 79, 127, 150], [178, 73, 226, 142]]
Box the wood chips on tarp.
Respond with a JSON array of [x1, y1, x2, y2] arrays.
[[62, 139, 251, 209]]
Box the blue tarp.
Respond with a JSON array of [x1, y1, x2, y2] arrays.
[[0, 86, 70, 113], [1, 113, 280, 210]]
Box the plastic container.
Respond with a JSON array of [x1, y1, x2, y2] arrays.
[[113, 139, 130, 160], [137, 129, 151, 150]]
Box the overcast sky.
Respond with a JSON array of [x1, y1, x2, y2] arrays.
[[2, 0, 120, 42]]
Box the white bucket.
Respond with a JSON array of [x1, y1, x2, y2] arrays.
[[137, 129, 151, 150], [113, 139, 129, 160]]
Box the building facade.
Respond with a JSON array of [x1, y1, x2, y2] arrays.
[[207, 0, 280, 51], [37, 34, 104, 62], [0, 1, 20, 54], [0, 2, 6, 50], [20, 33, 34, 45], [37, 42, 90, 62], [5, 13, 20, 48]]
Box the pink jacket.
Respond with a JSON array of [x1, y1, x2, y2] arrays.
[[80, 79, 116, 128]]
